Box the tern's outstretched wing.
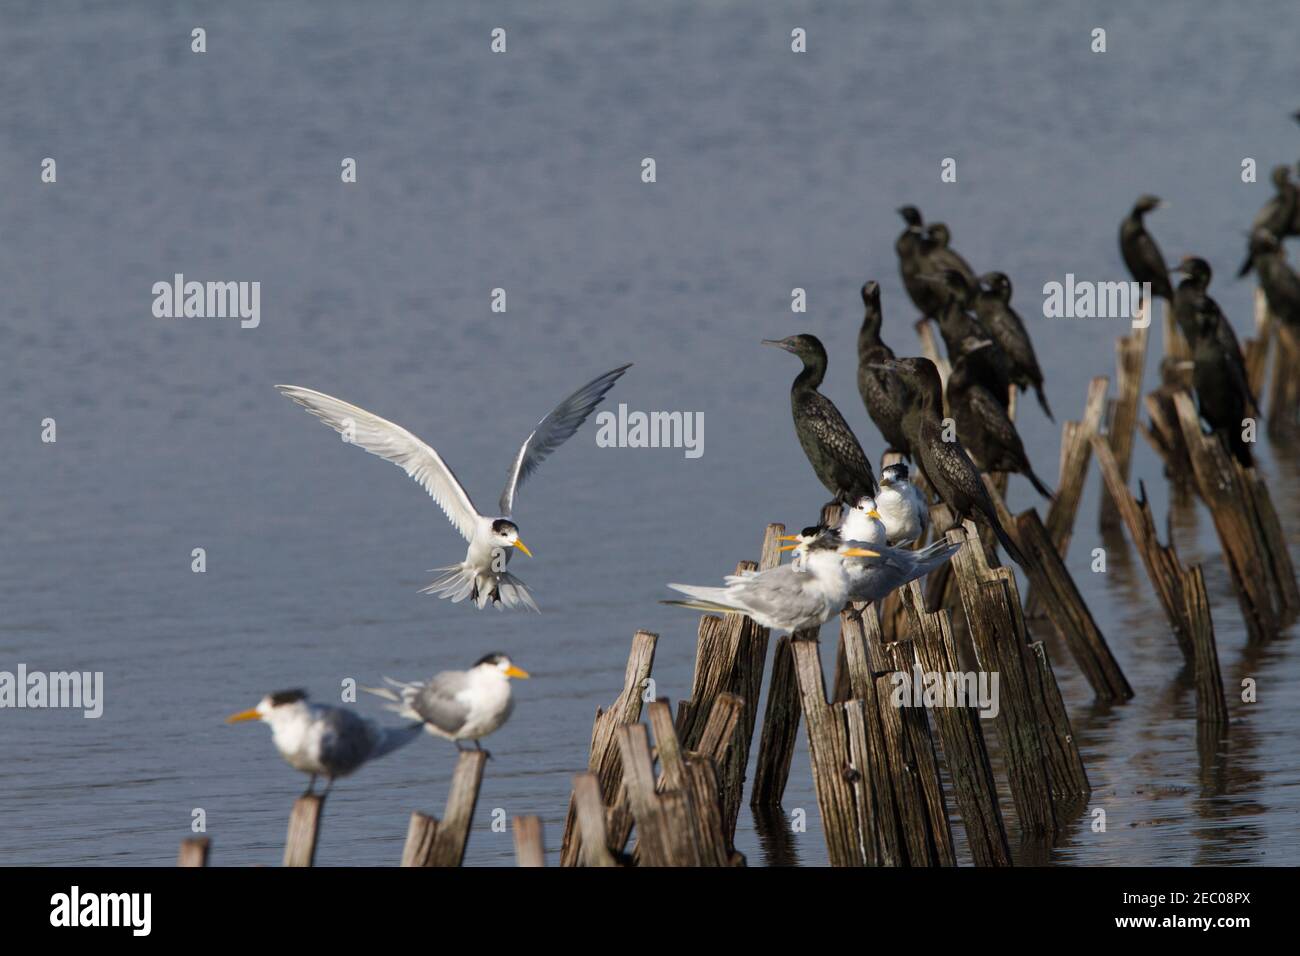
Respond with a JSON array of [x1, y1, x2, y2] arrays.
[[276, 385, 481, 542], [499, 364, 631, 515]]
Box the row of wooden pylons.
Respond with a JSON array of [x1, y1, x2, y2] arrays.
[[177, 292, 1297, 867]]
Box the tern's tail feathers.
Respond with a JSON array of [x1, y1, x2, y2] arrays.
[[420, 564, 539, 612], [360, 679, 424, 721], [913, 538, 963, 574], [663, 583, 746, 616]]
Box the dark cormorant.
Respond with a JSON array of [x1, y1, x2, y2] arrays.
[[1171, 256, 1258, 416], [975, 272, 1054, 421], [763, 333, 878, 502], [1189, 299, 1254, 466], [1238, 166, 1298, 277], [1120, 195, 1173, 302], [1250, 229, 1300, 329], [871, 356, 1027, 567], [947, 346, 1054, 499], [923, 223, 978, 286], [920, 270, 1014, 405], [855, 281, 910, 458], [897, 207, 941, 318]]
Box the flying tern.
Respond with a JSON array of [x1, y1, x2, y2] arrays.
[[276, 364, 630, 610]]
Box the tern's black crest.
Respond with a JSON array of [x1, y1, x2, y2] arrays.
[[269, 689, 308, 706], [473, 652, 509, 668], [491, 519, 519, 535], [882, 463, 909, 483]]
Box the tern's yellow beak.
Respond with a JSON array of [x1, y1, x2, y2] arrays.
[[226, 707, 261, 724], [512, 539, 533, 558], [842, 547, 880, 558], [868, 510, 883, 521], [777, 534, 802, 542], [505, 665, 531, 679], [778, 543, 801, 552]]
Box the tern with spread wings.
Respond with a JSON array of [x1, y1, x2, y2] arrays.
[[276, 364, 630, 611]]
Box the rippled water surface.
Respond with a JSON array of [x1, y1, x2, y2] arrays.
[[2, 0, 1299, 866]]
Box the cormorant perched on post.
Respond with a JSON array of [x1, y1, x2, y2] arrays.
[[763, 333, 878, 503], [1250, 230, 1300, 330], [975, 272, 1054, 421], [856, 281, 910, 458], [1171, 256, 1258, 416], [920, 270, 1014, 404], [1120, 195, 1173, 303], [1238, 166, 1298, 277], [1189, 299, 1254, 466], [922, 222, 978, 286], [947, 346, 1054, 499], [897, 207, 942, 318], [871, 356, 1026, 567]]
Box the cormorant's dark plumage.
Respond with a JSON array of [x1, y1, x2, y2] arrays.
[[855, 281, 910, 458], [1172, 257, 1258, 417], [1120, 195, 1173, 302], [1189, 299, 1254, 466], [897, 208, 942, 318], [1238, 166, 1298, 277], [764, 333, 878, 502], [1251, 229, 1300, 329], [947, 347, 1054, 499], [975, 272, 1054, 421], [873, 356, 1026, 567], [922, 270, 1014, 406], [922, 223, 977, 287]]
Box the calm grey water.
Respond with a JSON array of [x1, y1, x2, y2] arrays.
[[3, 0, 1298, 867]]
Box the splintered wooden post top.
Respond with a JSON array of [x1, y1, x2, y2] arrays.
[[283, 794, 324, 868]]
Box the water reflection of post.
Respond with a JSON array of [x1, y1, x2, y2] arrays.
[[751, 804, 801, 868]]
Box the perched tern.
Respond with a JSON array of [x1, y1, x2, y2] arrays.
[[838, 494, 888, 547], [363, 653, 529, 756], [226, 689, 421, 796], [276, 364, 630, 610], [663, 529, 878, 635], [783, 524, 961, 606], [875, 463, 929, 546]]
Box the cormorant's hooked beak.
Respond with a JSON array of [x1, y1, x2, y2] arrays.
[[761, 338, 796, 353], [505, 665, 531, 679], [513, 539, 533, 557], [868, 361, 902, 373], [226, 707, 261, 724]]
